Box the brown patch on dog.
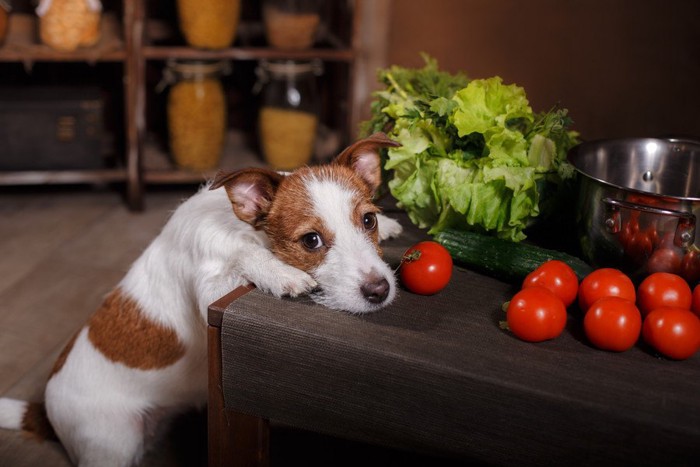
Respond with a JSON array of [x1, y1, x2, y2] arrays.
[[264, 167, 333, 273], [268, 212, 335, 273], [264, 164, 385, 272], [87, 288, 186, 370], [21, 402, 58, 442], [49, 330, 80, 377]]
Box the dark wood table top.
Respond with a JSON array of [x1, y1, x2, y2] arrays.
[[209, 208, 700, 466]]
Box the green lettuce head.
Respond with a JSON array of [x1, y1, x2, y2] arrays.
[[366, 59, 578, 242]]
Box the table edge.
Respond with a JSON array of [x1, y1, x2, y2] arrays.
[[207, 284, 256, 328]]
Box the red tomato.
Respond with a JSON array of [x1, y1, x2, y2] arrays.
[[522, 260, 579, 308], [618, 218, 635, 249], [636, 272, 692, 317], [681, 250, 700, 284], [692, 284, 700, 319], [583, 297, 642, 352], [506, 286, 567, 342], [646, 247, 682, 275], [642, 307, 700, 360], [655, 230, 676, 249], [400, 241, 453, 295], [624, 230, 653, 266], [578, 268, 636, 313]]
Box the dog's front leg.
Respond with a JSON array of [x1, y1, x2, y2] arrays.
[[238, 247, 317, 298], [195, 237, 317, 316]]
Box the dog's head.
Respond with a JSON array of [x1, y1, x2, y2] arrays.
[[211, 133, 400, 313]]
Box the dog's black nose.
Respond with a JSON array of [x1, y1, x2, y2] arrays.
[[361, 277, 390, 304]]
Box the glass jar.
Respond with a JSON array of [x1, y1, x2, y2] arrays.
[[36, 0, 102, 52], [256, 60, 322, 170], [165, 60, 229, 171], [262, 0, 321, 49], [176, 0, 241, 49]]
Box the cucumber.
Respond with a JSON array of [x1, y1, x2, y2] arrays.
[[434, 228, 593, 282]]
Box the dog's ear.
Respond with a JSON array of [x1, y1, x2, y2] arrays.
[[334, 132, 400, 193], [210, 168, 283, 228]]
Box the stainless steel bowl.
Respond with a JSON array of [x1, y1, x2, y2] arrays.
[[568, 138, 700, 283]]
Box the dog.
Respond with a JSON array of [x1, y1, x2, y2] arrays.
[[0, 132, 403, 466]]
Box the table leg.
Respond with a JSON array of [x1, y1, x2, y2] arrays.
[[208, 325, 270, 467]]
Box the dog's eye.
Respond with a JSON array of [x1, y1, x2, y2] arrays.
[[301, 232, 324, 250], [363, 213, 377, 231]]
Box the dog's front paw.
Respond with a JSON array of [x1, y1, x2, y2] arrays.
[[377, 214, 403, 242], [257, 263, 317, 298]]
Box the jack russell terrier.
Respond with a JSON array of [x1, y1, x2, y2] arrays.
[[0, 133, 403, 466]]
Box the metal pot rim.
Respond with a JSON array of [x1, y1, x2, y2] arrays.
[[567, 137, 700, 202]]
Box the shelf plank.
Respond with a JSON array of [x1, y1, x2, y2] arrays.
[[142, 45, 354, 62], [0, 13, 126, 63], [0, 168, 127, 185]]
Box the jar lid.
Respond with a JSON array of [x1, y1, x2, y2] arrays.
[[168, 59, 231, 78], [36, 0, 102, 16], [253, 59, 323, 94], [156, 60, 232, 93], [261, 59, 323, 76]]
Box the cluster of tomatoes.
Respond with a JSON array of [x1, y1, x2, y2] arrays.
[[505, 260, 700, 360], [618, 211, 700, 281]]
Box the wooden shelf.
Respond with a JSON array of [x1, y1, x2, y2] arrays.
[[142, 45, 354, 62], [0, 1, 373, 211], [0, 13, 126, 63]]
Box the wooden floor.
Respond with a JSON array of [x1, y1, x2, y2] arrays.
[[0, 186, 472, 467], [0, 186, 206, 467]]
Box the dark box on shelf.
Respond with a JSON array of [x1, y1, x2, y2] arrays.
[[0, 87, 105, 170]]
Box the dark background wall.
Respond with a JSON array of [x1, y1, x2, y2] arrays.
[[383, 0, 699, 142]]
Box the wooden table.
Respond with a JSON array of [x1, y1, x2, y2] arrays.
[[207, 212, 700, 467]]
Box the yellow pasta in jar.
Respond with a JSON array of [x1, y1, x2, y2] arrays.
[[259, 107, 318, 170], [167, 78, 227, 171], [263, 5, 320, 49], [176, 0, 241, 49]]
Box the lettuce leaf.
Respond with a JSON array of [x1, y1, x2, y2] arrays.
[[452, 76, 533, 137]]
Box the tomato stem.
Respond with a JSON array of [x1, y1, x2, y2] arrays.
[[402, 250, 422, 263]]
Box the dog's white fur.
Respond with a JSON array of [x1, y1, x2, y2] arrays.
[[0, 133, 402, 466]]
